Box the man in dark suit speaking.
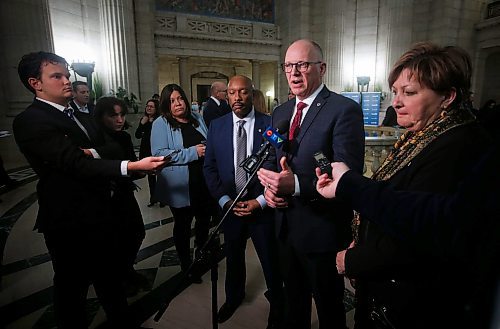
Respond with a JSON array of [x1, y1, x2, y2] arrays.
[[13, 51, 166, 329], [257, 39, 365, 328], [204, 75, 282, 328], [202, 81, 231, 127]]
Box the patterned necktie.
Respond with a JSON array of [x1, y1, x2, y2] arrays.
[[63, 107, 75, 121], [289, 101, 307, 140], [235, 120, 247, 194]]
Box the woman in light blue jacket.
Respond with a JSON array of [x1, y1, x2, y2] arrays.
[[151, 83, 216, 280]]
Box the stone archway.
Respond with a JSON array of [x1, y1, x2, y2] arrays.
[[190, 71, 229, 104], [481, 51, 500, 107]]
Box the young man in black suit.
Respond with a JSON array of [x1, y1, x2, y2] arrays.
[[13, 51, 166, 329], [257, 39, 365, 328], [202, 81, 231, 127], [204, 75, 283, 328]]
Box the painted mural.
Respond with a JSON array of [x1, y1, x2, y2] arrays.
[[156, 0, 274, 23]]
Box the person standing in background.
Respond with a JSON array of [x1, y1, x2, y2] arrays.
[[92, 96, 151, 297], [69, 81, 94, 115], [257, 39, 365, 329], [151, 83, 216, 282], [252, 89, 268, 114], [380, 105, 398, 127], [135, 99, 160, 207], [203, 81, 231, 127]]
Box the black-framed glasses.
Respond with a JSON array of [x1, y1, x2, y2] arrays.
[[281, 61, 322, 73]]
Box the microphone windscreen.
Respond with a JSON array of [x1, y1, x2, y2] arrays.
[[274, 120, 289, 134]]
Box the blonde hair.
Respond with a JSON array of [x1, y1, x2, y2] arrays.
[[253, 89, 267, 114]]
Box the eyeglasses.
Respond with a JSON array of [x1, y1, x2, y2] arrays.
[[281, 61, 322, 73]]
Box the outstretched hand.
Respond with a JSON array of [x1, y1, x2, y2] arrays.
[[127, 156, 169, 173], [315, 162, 351, 199]]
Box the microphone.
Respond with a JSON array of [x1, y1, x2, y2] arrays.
[[240, 120, 289, 173]]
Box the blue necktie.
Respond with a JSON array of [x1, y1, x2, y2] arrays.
[[63, 108, 75, 121]]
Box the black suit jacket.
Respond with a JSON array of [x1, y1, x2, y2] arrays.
[[13, 99, 123, 234], [203, 97, 231, 128], [267, 86, 365, 253]]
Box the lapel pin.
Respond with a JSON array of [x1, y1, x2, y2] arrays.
[[317, 103, 321, 107]]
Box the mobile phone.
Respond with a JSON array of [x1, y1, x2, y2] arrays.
[[313, 151, 332, 178], [163, 150, 180, 162]]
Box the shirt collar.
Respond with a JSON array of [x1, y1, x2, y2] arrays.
[[36, 97, 68, 113], [232, 107, 255, 125], [294, 83, 324, 107], [210, 96, 221, 106]]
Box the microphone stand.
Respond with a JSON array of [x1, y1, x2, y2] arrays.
[[153, 148, 272, 328]]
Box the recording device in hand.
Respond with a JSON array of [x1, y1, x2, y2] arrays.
[[162, 149, 180, 162], [314, 151, 332, 178], [240, 120, 289, 173]]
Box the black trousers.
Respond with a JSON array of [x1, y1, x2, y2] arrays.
[[278, 235, 346, 329], [44, 231, 134, 329], [223, 215, 282, 305], [147, 174, 156, 203], [170, 205, 211, 271]]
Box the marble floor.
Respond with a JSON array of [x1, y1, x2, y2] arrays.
[[0, 163, 356, 329]]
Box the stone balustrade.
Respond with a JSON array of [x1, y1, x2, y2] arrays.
[[363, 135, 398, 177], [364, 125, 406, 138]]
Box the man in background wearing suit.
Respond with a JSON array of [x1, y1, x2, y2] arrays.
[[69, 81, 94, 114], [204, 75, 283, 328], [257, 39, 365, 328], [203, 80, 231, 127], [13, 51, 166, 329]]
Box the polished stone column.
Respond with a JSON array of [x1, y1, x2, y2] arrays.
[[322, 0, 356, 92], [0, 0, 54, 116], [178, 56, 190, 99], [251, 60, 261, 90], [98, 0, 139, 96]]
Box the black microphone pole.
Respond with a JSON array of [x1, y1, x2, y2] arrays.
[[153, 146, 274, 327]]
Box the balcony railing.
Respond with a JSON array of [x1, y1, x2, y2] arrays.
[[363, 126, 405, 177]]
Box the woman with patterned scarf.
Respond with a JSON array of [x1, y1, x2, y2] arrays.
[[319, 42, 493, 329]]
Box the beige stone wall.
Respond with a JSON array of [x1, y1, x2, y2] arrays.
[[1, 0, 499, 170]]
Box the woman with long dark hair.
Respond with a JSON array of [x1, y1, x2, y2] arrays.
[[151, 84, 216, 281], [93, 96, 148, 295]]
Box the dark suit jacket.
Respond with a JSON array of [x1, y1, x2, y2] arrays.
[[69, 99, 94, 115], [267, 86, 365, 253], [13, 99, 123, 235], [337, 144, 499, 329], [343, 123, 493, 328], [202, 97, 231, 128], [204, 110, 273, 236]]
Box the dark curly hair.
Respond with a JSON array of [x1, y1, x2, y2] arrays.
[[159, 83, 198, 129], [18, 51, 68, 94]]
